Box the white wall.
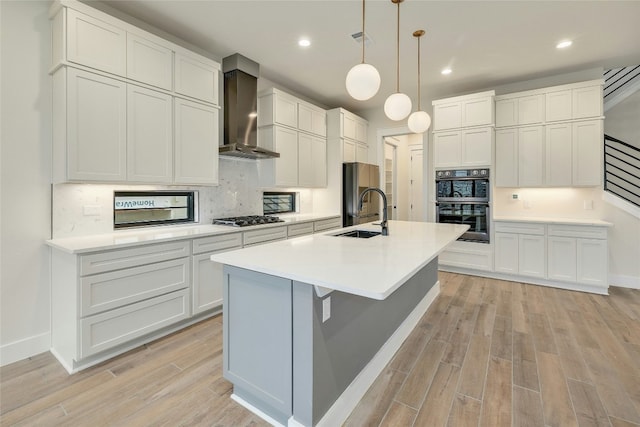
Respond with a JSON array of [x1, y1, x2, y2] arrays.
[[605, 89, 640, 149], [0, 1, 52, 365]]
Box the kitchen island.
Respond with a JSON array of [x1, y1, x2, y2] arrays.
[[210, 220, 468, 427]]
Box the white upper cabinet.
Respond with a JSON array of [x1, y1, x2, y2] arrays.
[[518, 126, 544, 187], [298, 102, 327, 137], [433, 91, 494, 131], [518, 95, 545, 125], [174, 52, 220, 105], [258, 89, 298, 128], [495, 80, 603, 188], [63, 68, 127, 182], [461, 127, 493, 166], [433, 102, 462, 130], [573, 120, 602, 186], [572, 85, 602, 119], [126, 33, 172, 91], [545, 90, 572, 122], [66, 9, 126, 76], [51, 2, 221, 185], [127, 85, 173, 183], [433, 132, 462, 168], [174, 98, 219, 185], [259, 126, 299, 187]]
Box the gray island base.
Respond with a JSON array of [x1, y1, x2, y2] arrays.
[[212, 221, 469, 426]]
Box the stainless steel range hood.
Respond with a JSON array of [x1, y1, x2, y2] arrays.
[[220, 54, 280, 159]]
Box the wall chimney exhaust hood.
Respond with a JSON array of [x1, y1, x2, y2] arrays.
[[220, 54, 280, 159]]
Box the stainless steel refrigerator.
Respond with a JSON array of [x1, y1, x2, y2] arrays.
[[343, 162, 381, 227]]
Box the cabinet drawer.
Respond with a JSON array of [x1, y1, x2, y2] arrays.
[[314, 217, 342, 232], [193, 233, 243, 255], [243, 226, 287, 246], [287, 222, 314, 238], [80, 241, 190, 276], [81, 258, 189, 317], [494, 222, 545, 235], [547, 224, 607, 239], [80, 289, 190, 358]]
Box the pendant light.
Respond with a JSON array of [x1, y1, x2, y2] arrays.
[[407, 30, 432, 133], [345, 0, 381, 101], [384, 0, 412, 121]]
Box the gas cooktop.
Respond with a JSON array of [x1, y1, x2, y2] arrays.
[[212, 215, 284, 227]]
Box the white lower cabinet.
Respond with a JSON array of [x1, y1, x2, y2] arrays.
[[192, 233, 243, 315], [51, 241, 192, 372], [494, 221, 609, 293], [547, 224, 608, 287]]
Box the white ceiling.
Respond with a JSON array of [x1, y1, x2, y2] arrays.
[[100, 0, 640, 115]]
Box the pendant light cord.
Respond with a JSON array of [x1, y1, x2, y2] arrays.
[[361, 0, 366, 64], [417, 34, 421, 110], [395, 1, 400, 92]]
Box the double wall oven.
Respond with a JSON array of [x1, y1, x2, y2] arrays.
[[436, 168, 490, 243]]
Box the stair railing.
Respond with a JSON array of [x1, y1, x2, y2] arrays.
[[604, 134, 640, 208]]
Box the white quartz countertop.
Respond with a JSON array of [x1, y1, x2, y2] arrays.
[[46, 213, 340, 254], [211, 221, 469, 300], [493, 216, 613, 227]]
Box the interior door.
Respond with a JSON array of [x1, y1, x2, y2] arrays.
[[410, 148, 424, 221], [384, 141, 398, 220]]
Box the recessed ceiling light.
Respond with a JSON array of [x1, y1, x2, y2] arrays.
[[441, 68, 452, 75], [298, 38, 311, 47], [556, 40, 572, 49]]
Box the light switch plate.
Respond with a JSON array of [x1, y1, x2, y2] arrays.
[[322, 297, 331, 322]]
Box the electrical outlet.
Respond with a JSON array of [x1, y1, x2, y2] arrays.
[[322, 297, 331, 322], [512, 193, 519, 200], [83, 205, 101, 216]]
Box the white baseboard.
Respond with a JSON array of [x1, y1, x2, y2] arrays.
[[609, 274, 640, 289], [316, 282, 441, 427], [230, 393, 285, 427], [0, 331, 50, 367]]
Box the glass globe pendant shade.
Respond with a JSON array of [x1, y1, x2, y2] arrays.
[[408, 110, 432, 133], [346, 63, 381, 101], [384, 92, 412, 121]]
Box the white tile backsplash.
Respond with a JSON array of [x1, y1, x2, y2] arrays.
[[53, 158, 263, 238]]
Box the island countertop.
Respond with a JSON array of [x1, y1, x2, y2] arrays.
[[211, 220, 469, 300]]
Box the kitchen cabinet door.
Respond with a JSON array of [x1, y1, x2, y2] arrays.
[[434, 131, 462, 168], [545, 122, 572, 186], [298, 133, 314, 187], [495, 128, 518, 187], [517, 126, 544, 187], [174, 98, 219, 185], [576, 238, 608, 287], [433, 102, 462, 130], [494, 232, 519, 274], [273, 93, 298, 128], [298, 103, 326, 137], [545, 90, 572, 122], [462, 97, 493, 127], [175, 52, 219, 105], [518, 95, 545, 125], [66, 68, 127, 182], [343, 113, 358, 140], [343, 139, 356, 162], [66, 9, 126, 76], [547, 236, 577, 282], [518, 234, 545, 278], [126, 33, 172, 90], [573, 120, 602, 186], [193, 252, 225, 314], [461, 127, 492, 166], [573, 85, 602, 119], [313, 136, 328, 187], [495, 98, 518, 127], [356, 142, 368, 163], [127, 85, 173, 183]]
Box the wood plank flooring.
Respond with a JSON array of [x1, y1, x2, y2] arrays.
[[1, 272, 639, 426]]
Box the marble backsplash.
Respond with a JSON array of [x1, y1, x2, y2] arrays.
[[53, 158, 272, 238]]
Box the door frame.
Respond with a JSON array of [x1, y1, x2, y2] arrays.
[[384, 138, 399, 220], [376, 127, 430, 221]]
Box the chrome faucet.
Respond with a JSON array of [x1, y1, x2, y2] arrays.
[[358, 187, 388, 236]]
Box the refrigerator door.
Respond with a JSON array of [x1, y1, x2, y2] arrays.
[[343, 163, 382, 227]]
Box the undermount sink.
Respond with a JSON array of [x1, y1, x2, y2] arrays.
[[333, 230, 381, 239]]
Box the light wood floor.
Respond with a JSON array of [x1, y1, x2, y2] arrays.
[[1, 272, 639, 426]]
